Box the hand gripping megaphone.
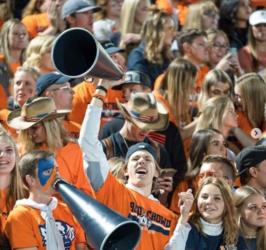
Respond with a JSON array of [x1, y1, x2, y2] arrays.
[[51, 28, 124, 80], [53, 179, 141, 250]]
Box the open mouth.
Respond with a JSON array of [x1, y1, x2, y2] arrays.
[[135, 168, 147, 175]]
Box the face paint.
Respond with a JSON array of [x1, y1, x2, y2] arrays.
[[37, 157, 57, 191]]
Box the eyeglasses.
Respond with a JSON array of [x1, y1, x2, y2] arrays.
[[212, 43, 229, 51]]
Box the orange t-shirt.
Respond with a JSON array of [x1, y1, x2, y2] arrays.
[[169, 177, 199, 215], [70, 81, 124, 126], [4, 201, 86, 249], [55, 142, 95, 198], [0, 188, 10, 233], [156, 0, 199, 26], [96, 173, 177, 250], [195, 65, 209, 92], [237, 111, 254, 137], [251, 0, 266, 7], [22, 12, 50, 39], [0, 85, 7, 109]]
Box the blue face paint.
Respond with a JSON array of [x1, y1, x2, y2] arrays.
[[37, 157, 55, 186]]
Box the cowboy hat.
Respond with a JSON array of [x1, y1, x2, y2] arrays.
[[7, 97, 70, 130], [117, 92, 169, 131]]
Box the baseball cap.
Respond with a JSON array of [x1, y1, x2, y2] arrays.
[[126, 142, 157, 161], [36, 72, 71, 96], [62, 0, 101, 19], [112, 71, 152, 90], [236, 145, 266, 175], [100, 40, 125, 55], [249, 10, 266, 26]]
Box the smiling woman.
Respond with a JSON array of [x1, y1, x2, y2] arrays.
[[0, 126, 26, 234], [165, 177, 248, 250]]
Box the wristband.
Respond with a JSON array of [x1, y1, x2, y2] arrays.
[[96, 85, 107, 94], [92, 93, 105, 102]]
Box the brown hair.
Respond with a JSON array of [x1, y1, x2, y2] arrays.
[[191, 177, 239, 246]]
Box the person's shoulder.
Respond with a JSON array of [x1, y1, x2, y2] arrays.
[[7, 204, 34, 220]]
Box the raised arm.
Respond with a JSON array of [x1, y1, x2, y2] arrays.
[[78, 82, 110, 191], [164, 189, 194, 250]]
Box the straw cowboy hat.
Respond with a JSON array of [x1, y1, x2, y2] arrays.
[[7, 97, 70, 130], [117, 92, 169, 131]]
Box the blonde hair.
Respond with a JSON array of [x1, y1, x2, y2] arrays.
[[120, 0, 150, 48], [235, 73, 266, 129], [159, 58, 197, 126], [18, 118, 71, 155], [234, 186, 266, 250], [191, 177, 238, 246], [0, 126, 26, 212], [198, 69, 233, 109], [23, 34, 55, 72], [183, 1, 218, 31], [141, 6, 174, 64], [14, 65, 40, 82], [196, 95, 233, 132], [0, 19, 28, 75]]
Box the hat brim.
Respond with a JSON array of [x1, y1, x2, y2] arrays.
[[76, 6, 101, 14], [7, 109, 70, 130], [117, 100, 169, 131], [106, 47, 125, 55]]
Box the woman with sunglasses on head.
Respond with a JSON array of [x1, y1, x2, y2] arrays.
[[234, 186, 266, 250]]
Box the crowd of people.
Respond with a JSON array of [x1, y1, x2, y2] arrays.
[[0, 0, 266, 249]]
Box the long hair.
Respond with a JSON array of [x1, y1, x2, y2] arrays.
[[183, 1, 218, 31], [23, 34, 55, 72], [119, 0, 150, 48], [234, 186, 266, 250], [198, 69, 233, 109], [191, 176, 239, 246], [195, 95, 233, 132], [141, 6, 174, 64], [0, 19, 28, 76], [235, 73, 266, 129], [247, 27, 263, 72], [22, 0, 44, 18], [18, 118, 72, 155], [0, 126, 26, 212], [188, 128, 224, 177], [159, 58, 197, 126]]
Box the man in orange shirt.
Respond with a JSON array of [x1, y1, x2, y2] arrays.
[[69, 40, 126, 127], [4, 150, 86, 250], [79, 81, 177, 250], [178, 29, 210, 92]]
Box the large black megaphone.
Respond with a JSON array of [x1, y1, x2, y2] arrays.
[[53, 179, 141, 250], [51, 28, 123, 80]]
